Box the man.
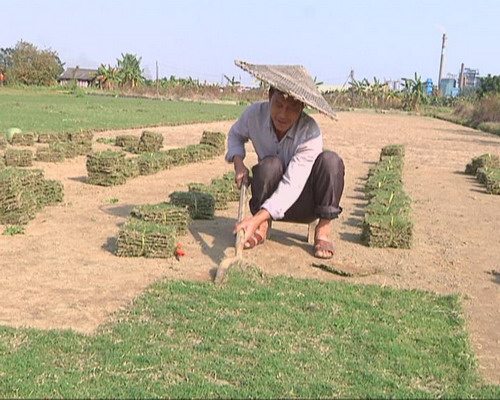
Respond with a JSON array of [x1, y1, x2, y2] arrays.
[[225, 61, 345, 259]]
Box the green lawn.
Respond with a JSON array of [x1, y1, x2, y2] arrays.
[[0, 267, 498, 399], [0, 88, 246, 134]]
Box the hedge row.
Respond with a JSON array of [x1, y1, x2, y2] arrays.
[[465, 153, 500, 195], [361, 145, 413, 249]]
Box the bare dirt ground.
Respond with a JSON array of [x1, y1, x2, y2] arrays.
[[0, 112, 499, 384]]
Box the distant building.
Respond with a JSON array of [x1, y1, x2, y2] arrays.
[[382, 79, 401, 92], [459, 67, 481, 91], [440, 77, 457, 97], [425, 78, 433, 95], [59, 66, 97, 87]]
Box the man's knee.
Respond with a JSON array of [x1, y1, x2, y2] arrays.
[[259, 156, 283, 171], [252, 156, 284, 180], [316, 151, 345, 175]]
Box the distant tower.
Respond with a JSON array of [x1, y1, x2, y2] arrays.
[[438, 34, 447, 94]]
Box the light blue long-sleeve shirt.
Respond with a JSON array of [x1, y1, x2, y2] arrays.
[[225, 101, 323, 220]]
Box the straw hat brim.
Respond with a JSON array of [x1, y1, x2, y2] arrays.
[[235, 60, 337, 120]]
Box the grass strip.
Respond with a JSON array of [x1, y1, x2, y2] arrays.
[[0, 89, 246, 134], [0, 268, 497, 398]]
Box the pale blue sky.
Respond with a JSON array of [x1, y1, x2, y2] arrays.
[[2, 0, 499, 85]]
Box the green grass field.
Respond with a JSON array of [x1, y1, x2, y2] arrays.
[[0, 268, 498, 399], [0, 88, 246, 134]]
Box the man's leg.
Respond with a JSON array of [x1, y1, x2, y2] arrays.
[[249, 152, 345, 256], [283, 151, 345, 258]]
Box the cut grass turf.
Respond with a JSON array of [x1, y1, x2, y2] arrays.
[[0, 88, 246, 134], [0, 268, 498, 399]]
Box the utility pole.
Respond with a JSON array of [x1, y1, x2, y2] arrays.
[[438, 33, 447, 95], [156, 61, 159, 98], [349, 69, 355, 105]]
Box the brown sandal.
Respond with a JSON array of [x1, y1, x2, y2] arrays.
[[244, 232, 265, 249], [313, 238, 335, 259]]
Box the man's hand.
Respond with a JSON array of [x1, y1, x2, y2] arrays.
[[233, 155, 249, 189], [234, 209, 271, 245]]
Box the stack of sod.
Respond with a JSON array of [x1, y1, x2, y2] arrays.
[[10, 132, 35, 146], [0, 168, 45, 225], [115, 135, 140, 152], [380, 144, 405, 158], [4, 149, 33, 167], [476, 168, 491, 184], [362, 145, 412, 248], [0, 135, 7, 149], [188, 182, 230, 210], [364, 155, 404, 196], [68, 131, 93, 155], [36, 144, 66, 162], [482, 168, 500, 194], [39, 179, 64, 206], [116, 218, 177, 258], [56, 141, 79, 159], [123, 157, 141, 178], [136, 131, 163, 153], [208, 171, 240, 202], [465, 153, 500, 175], [163, 147, 191, 166], [131, 202, 190, 235], [199, 131, 226, 156], [183, 144, 220, 163], [38, 132, 68, 144], [465, 154, 500, 195], [137, 152, 174, 175], [0, 156, 5, 169], [169, 191, 215, 219], [86, 150, 128, 186]]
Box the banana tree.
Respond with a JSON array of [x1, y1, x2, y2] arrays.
[[223, 75, 240, 86], [94, 64, 119, 90], [117, 53, 144, 88], [369, 77, 388, 108], [401, 73, 426, 111]]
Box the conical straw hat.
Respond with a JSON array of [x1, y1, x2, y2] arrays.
[[235, 60, 337, 120]]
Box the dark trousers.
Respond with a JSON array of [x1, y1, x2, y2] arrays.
[[250, 151, 345, 223]]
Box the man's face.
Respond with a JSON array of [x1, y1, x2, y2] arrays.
[[269, 90, 304, 136]]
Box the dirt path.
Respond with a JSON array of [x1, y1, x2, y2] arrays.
[[0, 112, 498, 383]]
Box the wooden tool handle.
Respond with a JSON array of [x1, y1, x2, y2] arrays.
[[235, 183, 248, 258]]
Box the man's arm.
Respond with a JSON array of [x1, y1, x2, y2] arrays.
[[232, 155, 249, 189]]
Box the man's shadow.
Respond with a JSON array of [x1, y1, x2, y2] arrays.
[[188, 215, 314, 267]]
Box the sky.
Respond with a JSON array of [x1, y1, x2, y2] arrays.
[[2, 0, 500, 86]]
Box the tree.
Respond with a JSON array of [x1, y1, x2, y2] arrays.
[[94, 64, 120, 90], [117, 53, 144, 88], [0, 47, 14, 73], [223, 75, 240, 86], [478, 74, 500, 98], [7, 40, 64, 86], [401, 73, 426, 111]]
